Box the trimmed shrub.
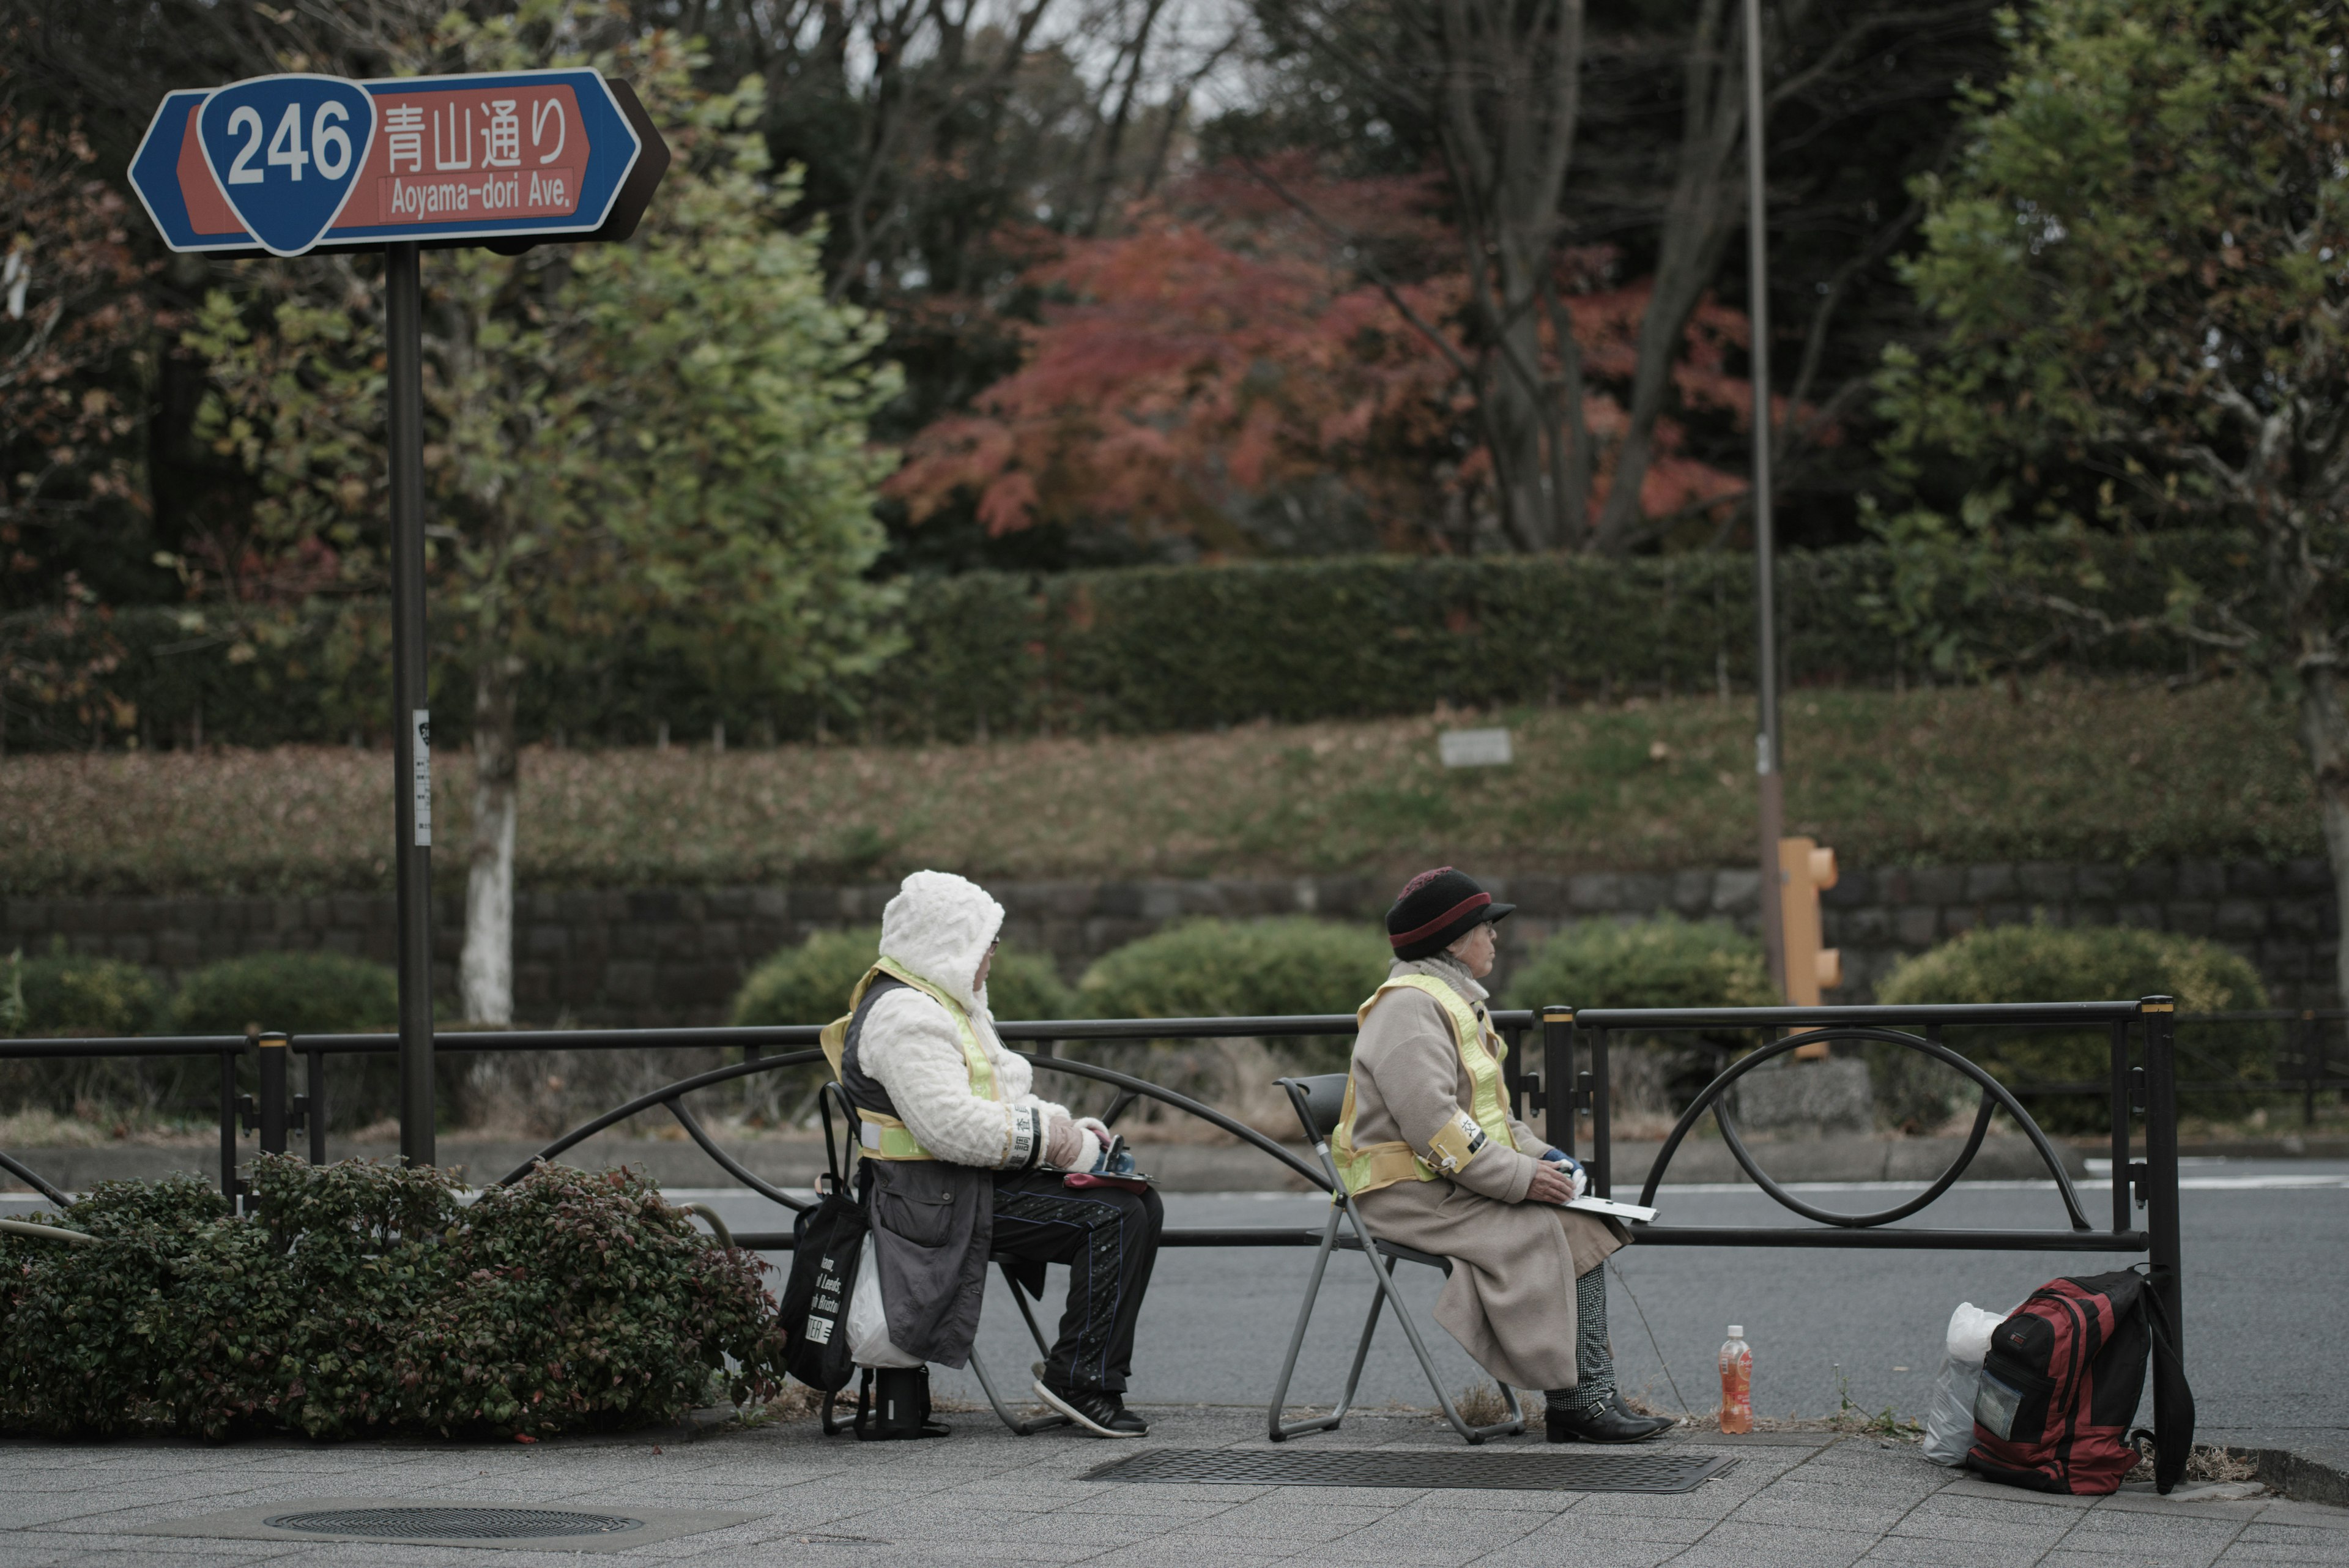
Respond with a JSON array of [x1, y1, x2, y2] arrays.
[[1500, 915, 1775, 1011], [1871, 922, 2274, 1132], [4, 949, 164, 1038], [731, 926, 1075, 1027], [170, 951, 399, 1036], [1078, 917, 1392, 1022], [1499, 916, 1775, 1121], [1075, 917, 1391, 1083], [0, 1157, 785, 1440], [0, 950, 170, 1121]]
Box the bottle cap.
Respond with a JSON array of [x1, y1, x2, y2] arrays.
[[1727, 1325, 1744, 1338]]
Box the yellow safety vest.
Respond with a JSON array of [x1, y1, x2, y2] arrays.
[[819, 958, 1001, 1161], [1331, 974, 1518, 1197]]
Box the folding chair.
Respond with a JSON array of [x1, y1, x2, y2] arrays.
[[814, 1085, 1071, 1437], [1267, 1073, 1525, 1444]]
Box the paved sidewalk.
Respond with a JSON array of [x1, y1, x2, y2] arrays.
[[2, 1408, 2343, 1567]]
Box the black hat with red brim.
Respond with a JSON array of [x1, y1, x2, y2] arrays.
[[1386, 867, 1515, 961]]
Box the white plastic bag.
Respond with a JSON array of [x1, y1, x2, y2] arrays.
[[1922, 1301, 2009, 1465], [846, 1233, 923, 1369]]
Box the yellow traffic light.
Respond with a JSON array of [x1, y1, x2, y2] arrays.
[[1778, 837, 1841, 1021]]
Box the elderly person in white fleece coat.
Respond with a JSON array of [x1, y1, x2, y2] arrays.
[[828, 870, 1163, 1438]]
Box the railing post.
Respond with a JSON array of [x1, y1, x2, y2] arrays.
[[2140, 995, 2185, 1380], [1590, 1024, 1612, 1200], [306, 1046, 328, 1164], [2305, 1011, 2320, 1129], [2107, 1019, 2131, 1235], [1540, 1007, 1572, 1159], [257, 1031, 290, 1159], [217, 1046, 241, 1204]]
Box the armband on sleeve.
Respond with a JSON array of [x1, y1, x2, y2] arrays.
[[1005, 1105, 1042, 1170], [1423, 1108, 1490, 1176]]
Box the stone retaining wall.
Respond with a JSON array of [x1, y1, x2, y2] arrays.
[[5, 856, 2336, 1027]]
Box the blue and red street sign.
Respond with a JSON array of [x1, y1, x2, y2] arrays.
[[129, 69, 665, 258]]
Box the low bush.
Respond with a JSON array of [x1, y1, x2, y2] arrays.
[[1871, 922, 2274, 1132], [1078, 917, 1392, 1022], [1500, 916, 1775, 1122], [170, 951, 399, 1036], [731, 926, 1075, 1027], [2, 948, 164, 1038], [1500, 915, 1774, 1011], [1075, 917, 1391, 1081], [0, 949, 171, 1122], [0, 1157, 785, 1440]]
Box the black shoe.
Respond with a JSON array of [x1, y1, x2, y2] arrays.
[[1546, 1397, 1675, 1444], [1033, 1378, 1147, 1437]]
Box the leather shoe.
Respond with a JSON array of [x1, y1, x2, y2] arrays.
[[1034, 1378, 1147, 1437], [1546, 1396, 1675, 1444]]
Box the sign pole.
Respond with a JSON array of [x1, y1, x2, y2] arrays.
[[1744, 0, 1787, 999], [127, 70, 668, 1167], [387, 239, 436, 1169]]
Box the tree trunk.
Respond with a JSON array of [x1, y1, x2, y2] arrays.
[[461, 650, 521, 1025]]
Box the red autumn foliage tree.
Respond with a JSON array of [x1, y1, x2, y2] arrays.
[[888, 157, 1787, 554]]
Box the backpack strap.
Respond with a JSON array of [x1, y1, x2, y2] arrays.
[[2129, 1265, 2197, 1495]]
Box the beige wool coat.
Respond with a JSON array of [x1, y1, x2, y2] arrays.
[[1348, 954, 1626, 1392]]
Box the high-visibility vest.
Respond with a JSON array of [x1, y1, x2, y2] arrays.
[[818, 958, 1001, 1161], [1330, 973, 1518, 1196]]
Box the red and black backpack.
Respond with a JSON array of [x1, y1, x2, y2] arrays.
[[1967, 1267, 2193, 1495]]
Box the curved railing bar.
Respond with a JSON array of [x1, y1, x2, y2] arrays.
[[487, 1036, 1331, 1197], [1638, 1027, 2096, 1232], [1013, 1053, 1329, 1190], [680, 1202, 736, 1249], [664, 1098, 811, 1213], [491, 1049, 826, 1188], [0, 1217, 97, 1245], [0, 1150, 73, 1208], [1713, 1083, 2000, 1229]]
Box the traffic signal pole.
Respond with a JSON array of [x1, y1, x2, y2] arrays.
[[1743, 0, 1787, 998], [387, 241, 435, 1169]]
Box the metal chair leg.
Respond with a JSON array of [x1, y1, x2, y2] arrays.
[[1269, 1204, 1350, 1440], [1357, 1231, 1523, 1443], [965, 1343, 1071, 1436]]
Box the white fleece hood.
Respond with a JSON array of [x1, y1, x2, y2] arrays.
[[878, 871, 1005, 1016]]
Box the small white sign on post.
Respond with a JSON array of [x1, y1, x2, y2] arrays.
[[1438, 727, 1513, 768]]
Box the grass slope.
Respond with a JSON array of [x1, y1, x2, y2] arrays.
[[1, 677, 2314, 896]]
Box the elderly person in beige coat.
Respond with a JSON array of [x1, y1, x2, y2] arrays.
[[1335, 867, 1674, 1443]]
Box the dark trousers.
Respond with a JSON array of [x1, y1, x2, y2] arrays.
[[989, 1172, 1163, 1393]]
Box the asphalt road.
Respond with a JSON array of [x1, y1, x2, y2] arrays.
[[676, 1161, 2349, 1455], [9, 1161, 2342, 1460]]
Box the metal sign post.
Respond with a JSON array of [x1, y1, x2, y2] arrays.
[[1742, 0, 1787, 998], [129, 72, 667, 1166]]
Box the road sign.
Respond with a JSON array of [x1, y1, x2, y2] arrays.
[[129, 69, 664, 258], [127, 72, 666, 1175]]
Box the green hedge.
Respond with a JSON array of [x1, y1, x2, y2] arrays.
[[1, 533, 2258, 749], [1871, 923, 2274, 1132], [1500, 915, 1775, 1012], [731, 926, 1075, 1028], [0, 1158, 785, 1440]]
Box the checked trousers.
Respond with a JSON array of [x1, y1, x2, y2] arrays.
[[989, 1171, 1165, 1393]]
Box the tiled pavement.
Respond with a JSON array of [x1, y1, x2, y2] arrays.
[[1, 1408, 2343, 1567]]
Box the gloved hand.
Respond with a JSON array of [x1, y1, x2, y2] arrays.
[[1075, 1117, 1115, 1150], [1540, 1146, 1590, 1200], [1044, 1115, 1085, 1169]]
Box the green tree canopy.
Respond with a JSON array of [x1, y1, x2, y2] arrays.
[[185, 7, 901, 1023], [1876, 0, 2349, 995]]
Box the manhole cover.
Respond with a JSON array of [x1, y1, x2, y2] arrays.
[[262, 1507, 645, 1540], [1086, 1447, 1734, 1494]]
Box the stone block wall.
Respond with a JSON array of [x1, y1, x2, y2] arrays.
[[4, 857, 2335, 1028]]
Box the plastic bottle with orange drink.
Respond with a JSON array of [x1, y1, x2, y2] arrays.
[[1718, 1325, 1754, 1433]]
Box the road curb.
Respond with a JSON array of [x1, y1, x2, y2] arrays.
[[2239, 1446, 2349, 1507]]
